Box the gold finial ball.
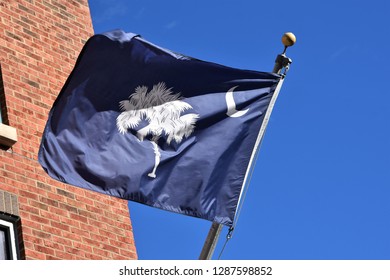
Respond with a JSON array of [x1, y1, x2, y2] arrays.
[[282, 32, 296, 47]]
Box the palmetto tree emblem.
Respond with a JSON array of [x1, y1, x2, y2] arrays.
[[116, 82, 199, 178]]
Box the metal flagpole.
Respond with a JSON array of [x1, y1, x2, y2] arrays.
[[233, 32, 296, 227], [199, 222, 223, 260], [198, 32, 296, 260]]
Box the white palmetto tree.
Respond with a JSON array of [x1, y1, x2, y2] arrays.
[[117, 82, 199, 178]]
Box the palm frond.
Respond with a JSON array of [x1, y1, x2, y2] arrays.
[[116, 109, 144, 133], [117, 82, 198, 145], [165, 113, 199, 144]]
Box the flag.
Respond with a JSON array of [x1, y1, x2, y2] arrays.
[[38, 30, 281, 226]]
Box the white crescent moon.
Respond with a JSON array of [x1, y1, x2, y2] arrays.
[[226, 86, 249, 118]]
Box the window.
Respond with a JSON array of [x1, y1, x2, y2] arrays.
[[0, 214, 19, 260], [0, 229, 7, 259]]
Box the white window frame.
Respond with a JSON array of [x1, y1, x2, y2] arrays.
[[0, 218, 18, 260]]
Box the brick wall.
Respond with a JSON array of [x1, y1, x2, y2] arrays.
[[0, 0, 137, 259]]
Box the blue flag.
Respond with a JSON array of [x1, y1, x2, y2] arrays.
[[38, 30, 281, 226]]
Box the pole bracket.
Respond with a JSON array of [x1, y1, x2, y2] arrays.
[[273, 53, 292, 75]]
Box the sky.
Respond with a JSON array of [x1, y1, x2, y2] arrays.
[[87, 0, 390, 260]]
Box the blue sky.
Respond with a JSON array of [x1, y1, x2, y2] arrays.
[[88, 0, 390, 259]]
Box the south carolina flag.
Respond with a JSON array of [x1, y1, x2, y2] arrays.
[[38, 30, 281, 226]]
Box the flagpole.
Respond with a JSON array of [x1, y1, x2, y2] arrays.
[[198, 222, 223, 260], [198, 32, 296, 260]]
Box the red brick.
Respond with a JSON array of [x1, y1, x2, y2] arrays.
[[92, 247, 111, 258], [58, 215, 80, 228], [50, 220, 71, 232], [0, 0, 137, 260], [73, 241, 93, 253], [69, 212, 88, 224], [35, 244, 55, 256], [54, 250, 75, 260], [25, 249, 46, 260], [30, 229, 51, 239], [51, 235, 72, 247]]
